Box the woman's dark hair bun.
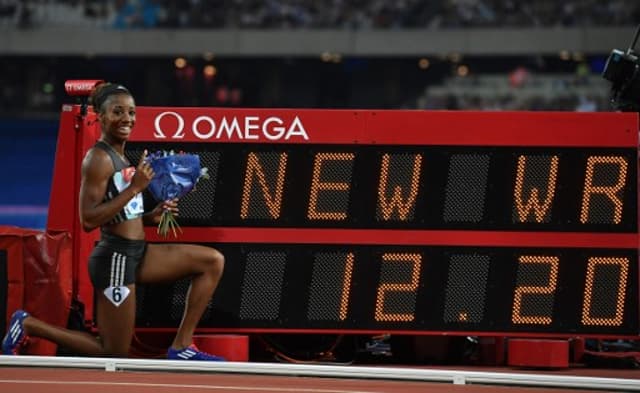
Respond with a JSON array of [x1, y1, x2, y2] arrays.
[[89, 82, 131, 112]]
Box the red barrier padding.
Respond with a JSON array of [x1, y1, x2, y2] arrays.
[[0, 230, 25, 334], [193, 334, 249, 361], [508, 339, 569, 368], [0, 226, 72, 355]]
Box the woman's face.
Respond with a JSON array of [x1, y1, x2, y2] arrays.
[[100, 93, 136, 143]]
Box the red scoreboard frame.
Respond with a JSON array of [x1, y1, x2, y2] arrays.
[[47, 106, 639, 338]]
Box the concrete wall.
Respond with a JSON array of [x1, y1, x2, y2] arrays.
[[1, 27, 633, 56]]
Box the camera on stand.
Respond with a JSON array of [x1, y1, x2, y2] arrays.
[[602, 25, 640, 112]]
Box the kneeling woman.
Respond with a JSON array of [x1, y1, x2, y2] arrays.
[[3, 82, 225, 361]]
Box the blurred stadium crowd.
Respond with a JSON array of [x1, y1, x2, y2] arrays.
[[0, 0, 638, 29], [0, 0, 632, 116]]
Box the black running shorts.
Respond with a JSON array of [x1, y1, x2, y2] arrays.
[[88, 231, 146, 291]]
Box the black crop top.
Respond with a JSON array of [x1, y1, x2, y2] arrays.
[[94, 141, 144, 226]]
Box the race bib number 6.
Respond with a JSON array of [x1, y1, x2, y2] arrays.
[[104, 286, 131, 307]]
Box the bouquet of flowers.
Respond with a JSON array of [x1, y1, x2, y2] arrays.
[[145, 150, 209, 237]]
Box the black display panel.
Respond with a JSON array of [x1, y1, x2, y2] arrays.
[[126, 143, 637, 232], [125, 139, 638, 336], [136, 244, 638, 335]]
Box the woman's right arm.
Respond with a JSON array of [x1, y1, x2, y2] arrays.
[[78, 149, 152, 232]]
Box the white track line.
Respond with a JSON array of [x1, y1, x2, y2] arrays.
[[0, 355, 639, 391], [0, 379, 381, 393]]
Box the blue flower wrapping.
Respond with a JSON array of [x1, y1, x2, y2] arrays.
[[147, 153, 202, 202], [145, 152, 206, 238]]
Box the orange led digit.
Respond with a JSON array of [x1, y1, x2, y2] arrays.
[[377, 153, 422, 221], [513, 155, 559, 223], [581, 257, 629, 326], [580, 156, 628, 224], [240, 152, 288, 219], [307, 152, 354, 220], [375, 253, 421, 322], [339, 252, 355, 321], [511, 255, 559, 325]]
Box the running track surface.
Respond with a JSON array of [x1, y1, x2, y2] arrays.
[[0, 367, 635, 393]]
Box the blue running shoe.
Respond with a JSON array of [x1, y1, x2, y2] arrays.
[[167, 344, 226, 361], [2, 310, 29, 355]]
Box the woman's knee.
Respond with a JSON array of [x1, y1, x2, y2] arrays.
[[203, 247, 224, 277]]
